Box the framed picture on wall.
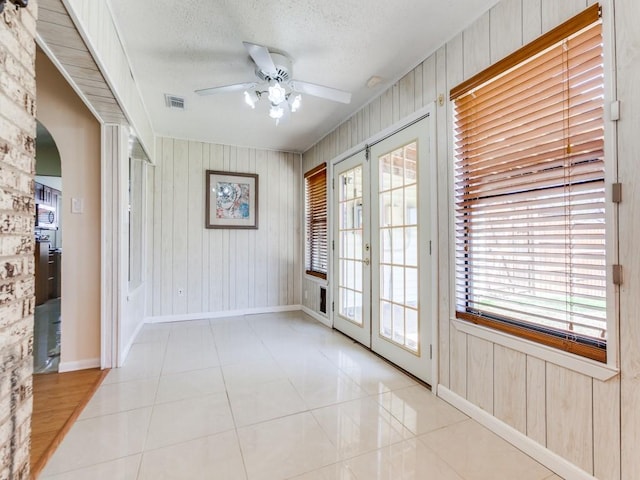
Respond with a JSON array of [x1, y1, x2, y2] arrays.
[[205, 170, 259, 229]]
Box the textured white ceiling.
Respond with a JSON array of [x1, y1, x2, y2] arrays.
[[107, 0, 497, 153]]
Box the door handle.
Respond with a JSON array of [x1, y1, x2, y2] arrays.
[[364, 258, 370, 266]]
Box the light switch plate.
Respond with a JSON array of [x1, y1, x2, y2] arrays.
[[71, 197, 84, 214]]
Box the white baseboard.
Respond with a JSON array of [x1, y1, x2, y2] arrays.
[[58, 357, 101, 373], [301, 305, 332, 328], [437, 386, 597, 480], [145, 304, 304, 324]]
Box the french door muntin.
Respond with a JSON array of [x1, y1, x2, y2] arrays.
[[332, 114, 435, 384], [333, 150, 371, 347], [370, 119, 434, 382]]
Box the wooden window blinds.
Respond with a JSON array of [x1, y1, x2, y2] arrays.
[[451, 4, 607, 362], [305, 163, 328, 279]]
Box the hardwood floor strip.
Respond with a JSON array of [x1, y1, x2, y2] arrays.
[[30, 368, 109, 479]]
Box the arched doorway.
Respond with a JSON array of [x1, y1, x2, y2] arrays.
[[34, 120, 62, 374]]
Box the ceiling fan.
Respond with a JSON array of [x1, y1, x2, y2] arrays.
[[195, 42, 352, 124]]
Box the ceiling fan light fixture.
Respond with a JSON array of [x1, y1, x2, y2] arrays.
[[290, 94, 302, 113], [269, 104, 284, 120], [267, 81, 287, 105]]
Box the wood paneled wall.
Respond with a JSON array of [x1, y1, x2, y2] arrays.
[[151, 138, 301, 318], [614, 0, 640, 478], [62, 0, 155, 160], [38, 0, 128, 126], [302, 1, 625, 478]]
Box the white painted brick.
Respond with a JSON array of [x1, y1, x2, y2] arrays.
[[0, 44, 36, 96], [0, 257, 33, 280], [0, 3, 38, 478], [0, 93, 35, 139], [0, 235, 32, 257]]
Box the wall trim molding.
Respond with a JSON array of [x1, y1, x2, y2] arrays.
[[301, 305, 332, 328], [145, 304, 304, 324], [59, 358, 101, 373], [437, 386, 598, 480], [121, 315, 146, 364]]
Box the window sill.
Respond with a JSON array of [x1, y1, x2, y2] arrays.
[[304, 274, 328, 286], [452, 318, 619, 381]]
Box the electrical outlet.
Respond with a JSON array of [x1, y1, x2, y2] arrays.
[[177, 288, 184, 296], [304, 290, 308, 300]]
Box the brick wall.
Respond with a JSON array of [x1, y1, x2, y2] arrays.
[[0, 3, 38, 479]]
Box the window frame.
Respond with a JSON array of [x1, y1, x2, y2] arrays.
[[450, 3, 617, 364], [304, 163, 328, 280]]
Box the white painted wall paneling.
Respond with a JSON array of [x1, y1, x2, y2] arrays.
[[526, 355, 547, 445], [490, 0, 523, 62], [545, 363, 593, 474], [466, 336, 494, 413], [463, 11, 491, 78], [435, 46, 449, 389], [172, 140, 188, 314], [151, 137, 301, 318], [593, 377, 621, 480], [522, 0, 542, 44], [38, 0, 127, 125], [187, 142, 204, 313], [540, 0, 589, 32], [159, 138, 174, 315], [493, 345, 527, 434], [62, 0, 155, 160], [151, 140, 163, 315], [615, 0, 640, 477], [145, 163, 155, 318]]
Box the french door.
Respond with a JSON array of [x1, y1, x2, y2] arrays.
[[332, 116, 435, 384], [333, 150, 370, 346]]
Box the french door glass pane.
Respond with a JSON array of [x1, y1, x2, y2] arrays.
[[381, 300, 392, 337], [391, 228, 404, 265], [405, 185, 417, 225], [338, 166, 364, 326], [381, 265, 392, 301], [405, 227, 418, 266], [405, 308, 418, 350], [406, 267, 418, 308], [378, 141, 420, 352], [393, 304, 405, 343]]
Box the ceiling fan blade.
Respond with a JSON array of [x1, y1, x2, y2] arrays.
[[195, 82, 257, 96], [243, 41, 277, 75], [292, 80, 352, 104]]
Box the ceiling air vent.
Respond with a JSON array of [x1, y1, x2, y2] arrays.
[[164, 94, 185, 110]]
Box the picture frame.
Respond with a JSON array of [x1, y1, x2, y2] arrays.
[[205, 170, 259, 229]]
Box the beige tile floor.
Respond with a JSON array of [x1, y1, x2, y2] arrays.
[[40, 311, 562, 480]]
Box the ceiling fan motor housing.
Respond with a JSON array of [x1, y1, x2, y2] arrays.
[[255, 52, 292, 84]]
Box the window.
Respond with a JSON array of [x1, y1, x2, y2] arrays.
[[451, 5, 608, 362], [305, 163, 328, 279]]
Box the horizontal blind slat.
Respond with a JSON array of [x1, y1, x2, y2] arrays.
[[452, 11, 606, 353]]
